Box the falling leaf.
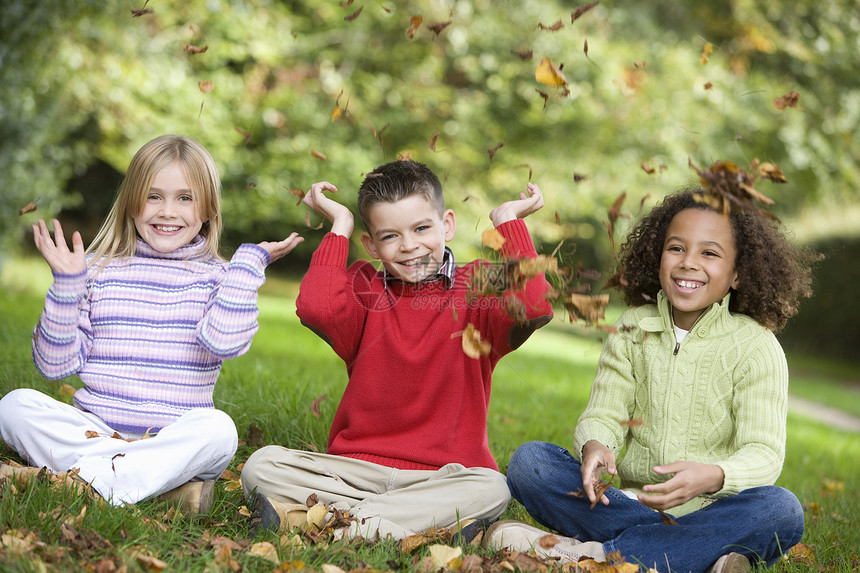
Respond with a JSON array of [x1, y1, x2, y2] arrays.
[[57, 383, 76, 401], [481, 228, 507, 251], [397, 151, 412, 161], [571, 1, 599, 23], [573, 172, 588, 182], [535, 57, 567, 87], [131, 0, 153, 17], [517, 255, 559, 279], [428, 131, 440, 151], [583, 38, 589, 57], [340, 0, 354, 6], [700, 42, 713, 65], [407, 15, 423, 38], [370, 121, 390, 139], [641, 161, 656, 175], [758, 162, 786, 183], [554, 212, 561, 225], [310, 394, 326, 418], [566, 293, 610, 325], [703, 82, 713, 90], [246, 423, 266, 449], [511, 49, 533, 60], [505, 297, 528, 325], [689, 157, 778, 215], [311, 150, 327, 161], [198, 80, 214, 93], [331, 107, 342, 122], [18, 201, 37, 215], [184, 44, 208, 54], [487, 142, 505, 159], [427, 21, 452, 36], [516, 163, 534, 180], [344, 7, 363, 21], [539, 20, 564, 32], [773, 90, 800, 110], [305, 210, 324, 230], [460, 324, 491, 359], [535, 89, 549, 108], [288, 188, 306, 205], [111, 453, 125, 472], [633, 61, 647, 68]]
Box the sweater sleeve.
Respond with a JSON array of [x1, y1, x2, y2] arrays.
[[32, 269, 92, 380], [489, 219, 553, 353], [713, 334, 788, 495], [295, 233, 367, 364], [196, 243, 270, 359], [573, 315, 638, 460]]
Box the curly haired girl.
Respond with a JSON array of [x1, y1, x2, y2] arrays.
[[487, 187, 816, 572]]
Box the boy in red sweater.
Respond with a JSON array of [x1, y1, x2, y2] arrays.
[[242, 160, 553, 540]]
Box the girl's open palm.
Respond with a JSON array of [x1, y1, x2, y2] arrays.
[[33, 219, 86, 275], [257, 232, 304, 263]]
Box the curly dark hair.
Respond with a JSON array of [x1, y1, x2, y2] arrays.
[[614, 186, 817, 331]]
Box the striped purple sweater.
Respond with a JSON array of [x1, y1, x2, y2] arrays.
[[32, 236, 270, 433]]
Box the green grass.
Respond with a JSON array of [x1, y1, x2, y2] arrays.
[[1, 257, 859, 571]]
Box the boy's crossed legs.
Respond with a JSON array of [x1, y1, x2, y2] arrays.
[[241, 446, 511, 540]]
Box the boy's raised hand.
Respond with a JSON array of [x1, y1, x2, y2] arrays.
[[489, 182, 544, 227], [257, 232, 304, 263], [302, 181, 354, 237], [33, 219, 86, 276]]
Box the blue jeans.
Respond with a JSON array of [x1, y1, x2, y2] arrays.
[[506, 442, 804, 573]]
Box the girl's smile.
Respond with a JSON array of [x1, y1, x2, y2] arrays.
[[133, 161, 204, 252], [659, 208, 739, 330]]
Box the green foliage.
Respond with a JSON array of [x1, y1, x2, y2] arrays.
[[2, 0, 859, 270]]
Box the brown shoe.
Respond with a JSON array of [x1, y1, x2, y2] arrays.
[[158, 480, 215, 515], [707, 553, 752, 573], [248, 493, 310, 535]]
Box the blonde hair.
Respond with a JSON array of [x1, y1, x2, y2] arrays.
[[87, 135, 223, 264]]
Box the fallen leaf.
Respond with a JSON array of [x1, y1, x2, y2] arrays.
[[460, 324, 491, 359], [184, 44, 208, 54], [658, 510, 678, 525], [248, 542, 279, 563], [322, 565, 347, 573], [571, 1, 599, 23], [429, 545, 462, 569], [198, 80, 214, 93], [535, 58, 567, 87], [85, 430, 100, 439], [407, 15, 423, 38], [481, 228, 507, 251], [773, 90, 800, 110]]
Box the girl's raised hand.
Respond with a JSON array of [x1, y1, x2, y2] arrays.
[[33, 219, 86, 275], [489, 182, 544, 227], [257, 232, 305, 263]]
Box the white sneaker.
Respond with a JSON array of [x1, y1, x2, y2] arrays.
[[483, 520, 605, 563], [707, 553, 751, 573]]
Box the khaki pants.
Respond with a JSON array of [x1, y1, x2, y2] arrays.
[[241, 446, 511, 540]]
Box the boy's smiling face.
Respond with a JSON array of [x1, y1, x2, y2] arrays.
[[360, 195, 456, 283]]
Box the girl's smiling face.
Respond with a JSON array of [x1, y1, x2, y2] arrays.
[[659, 208, 740, 330], [133, 161, 204, 252]]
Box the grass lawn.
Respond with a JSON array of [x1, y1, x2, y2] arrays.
[[1, 257, 858, 572]]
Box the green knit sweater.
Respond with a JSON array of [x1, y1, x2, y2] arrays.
[[573, 291, 788, 517]]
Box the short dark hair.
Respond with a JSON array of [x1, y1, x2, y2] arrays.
[[357, 160, 445, 229]]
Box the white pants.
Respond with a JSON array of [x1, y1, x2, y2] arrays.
[[0, 388, 238, 506], [241, 446, 511, 540]]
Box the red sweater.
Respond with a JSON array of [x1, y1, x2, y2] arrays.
[[296, 219, 553, 471]]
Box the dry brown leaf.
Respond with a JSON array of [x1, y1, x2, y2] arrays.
[[198, 80, 214, 93], [288, 189, 306, 205], [429, 545, 462, 569], [248, 541, 279, 563], [344, 7, 363, 21], [131, 0, 153, 17], [427, 21, 452, 37], [184, 44, 208, 54], [758, 162, 786, 183], [566, 293, 610, 325], [773, 90, 800, 110], [310, 394, 326, 418], [700, 42, 713, 65], [428, 131, 440, 151], [641, 161, 656, 175], [512, 49, 534, 60], [407, 15, 423, 38], [571, 1, 599, 22], [539, 20, 564, 32], [703, 82, 713, 90], [460, 324, 491, 359], [18, 202, 37, 215], [488, 142, 505, 159], [311, 150, 327, 161], [481, 228, 507, 251]]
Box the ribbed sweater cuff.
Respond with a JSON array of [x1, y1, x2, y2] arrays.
[[49, 269, 88, 301], [311, 233, 350, 267], [497, 219, 537, 258], [234, 243, 272, 267]]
